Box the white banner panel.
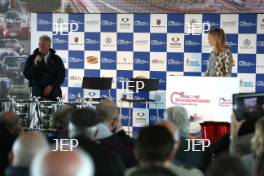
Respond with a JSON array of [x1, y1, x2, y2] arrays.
[[166, 76, 239, 122]]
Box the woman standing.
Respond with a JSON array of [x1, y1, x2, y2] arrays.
[[205, 28, 234, 77]]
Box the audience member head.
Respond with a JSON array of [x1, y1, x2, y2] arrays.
[[38, 35, 51, 55], [157, 120, 180, 148], [50, 107, 73, 129], [0, 112, 21, 135], [96, 99, 120, 131], [252, 117, 264, 157], [206, 154, 248, 176], [164, 106, 190, 138], [68, 108, 99, 139], [11, 131, 49, 167], [31, 147, 94, 176], [135, 125, 175, 165]]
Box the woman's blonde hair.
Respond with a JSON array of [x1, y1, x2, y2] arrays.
[[252, 117, 264, 157], [208, 28, 227, 54]]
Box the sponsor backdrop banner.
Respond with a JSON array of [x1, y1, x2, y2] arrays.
[[31, 13, 264, 136]]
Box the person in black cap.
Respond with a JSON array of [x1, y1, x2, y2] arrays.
[[23, 35, 65, 101]]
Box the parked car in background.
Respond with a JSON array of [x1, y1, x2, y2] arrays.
[[0, 0, 9, 13], [0, 48, 20, 75], [0, 16, 5, 38], [1, 55, 27, 72], [0, 39, 24, 54], [5, 10, 21, 25], [0, 48, 19, 62], [3, 14, 30, 40]]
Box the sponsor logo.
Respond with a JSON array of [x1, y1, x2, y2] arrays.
[[168, 59, 183, 65], [57, 18, 64, 23], [101, 20, 115, 26], [121, 18, 129, 23], [117, 57, 132, 65], [170, 91, 211, 105], [69, 94, 77, 99], [151, 40, 166, 46], [120, 17, 131, 29], [239, 61, 255, 67], [239, 21, 256, 27], [168, 20, 183, 27], [243, 39, 251, 47], [186, 58, 200, 67], [70, 37, 82, 45], [152, 58, 164, 64], [105, 37, 112, 44], [37, 19, 52, 25], [185, 40, 200, 46], [86, 20, 99, 25], [69, 19, 83, 25], [86, 56, 98, 64], [53, 38, 67, 44], [88, 92, 96, 96], [257, 41, 264, 47], [169, 36, 182, 48], [120, 115, 129, 120], [137, 112, 145, 117], [189, 19, 197, 25], [257, 81, 264, 87], [202, 60, 209, 65], [203, 21, 219, 27], [69, 57, 83, 63], [226, 41, 237, 46], [134, 20, 149, 26], [74, 37, 79, 43], [222, 21, 237, 26], [135, 39, 148, 44], [118, 39, 132, 45], [134, 58, 149, 64], [152, 19, 165, 28], [219, 97, 232, 106], [239, 79, 254, 88], [117, 76, 128, 82], [156, 19, 161, 25], [101, 57, 115, 64], [69, 75, 82, 81], [85, 38, 99, 44], [154, 95, 162, 102]]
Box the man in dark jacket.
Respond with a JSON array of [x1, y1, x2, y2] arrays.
[[23, 35, 65, 101], [95, 99, 137, 168], [68, 108, 126, 176]]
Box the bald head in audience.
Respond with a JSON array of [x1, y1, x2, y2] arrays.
[[31, 147, 94, 176], [11, 131, 49, 167]]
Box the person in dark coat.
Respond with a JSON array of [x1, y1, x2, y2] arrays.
[[23, 35, 65, 101], [68, 108, 126, 176], [0, 112, 21, 176], [95, 99, 137, 168]]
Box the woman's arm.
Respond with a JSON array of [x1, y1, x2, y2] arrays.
[[224, 50, 233, 77]]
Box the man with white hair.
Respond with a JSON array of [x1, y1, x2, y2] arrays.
[[95, 99, 137, 168], [31, 147, 94, 176], [5, 131, 49, 176], [164, 106, 210, 172], [68, 108, 125, 176], [23, 35, 65, 100]]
